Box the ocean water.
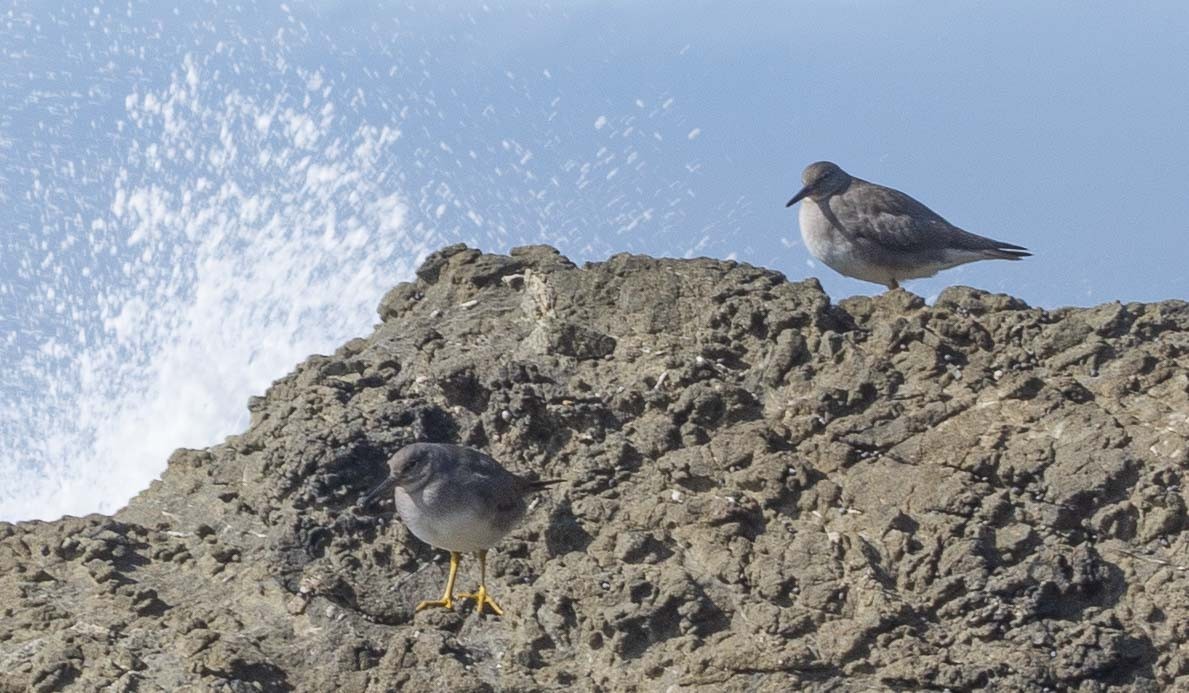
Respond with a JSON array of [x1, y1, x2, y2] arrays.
[[0, 3, 712, 520]]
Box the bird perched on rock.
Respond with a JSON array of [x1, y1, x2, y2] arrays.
[[786, 161, 1030, 290], [361, 443, 559, 616]]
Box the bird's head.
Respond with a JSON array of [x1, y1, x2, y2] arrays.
[[786, 161, 850, 206], [388, 444, 438, 489], [360, 443, 438, 507]]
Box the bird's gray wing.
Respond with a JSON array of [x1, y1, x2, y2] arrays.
[[833, 181, 1018, 253], [452, 447, 532, 511]]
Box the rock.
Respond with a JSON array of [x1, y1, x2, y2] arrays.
[[2, 244, 1187, 691], [524, 320, 617, 360]]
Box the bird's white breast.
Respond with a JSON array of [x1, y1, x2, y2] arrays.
[[394, 487, 513, 554], [799, 200, 896, 285]]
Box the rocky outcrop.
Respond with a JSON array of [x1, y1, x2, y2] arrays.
[[2, 244, 1188, 691]]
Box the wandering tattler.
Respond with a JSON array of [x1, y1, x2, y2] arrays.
[[786, 161, 1030, 290], [362, 443, 559, 616]]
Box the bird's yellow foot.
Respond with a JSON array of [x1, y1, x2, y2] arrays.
[[416, 551, 463, 612], [458, 585, 505, 616], [415, 596, 456, 612]]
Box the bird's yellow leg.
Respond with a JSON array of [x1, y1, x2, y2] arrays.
[[416, 551, 461, 611], [458, 550, 505, 616]]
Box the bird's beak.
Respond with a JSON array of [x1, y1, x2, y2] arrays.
[[786, 184, 812, 207], [360, 476, 397, 508]]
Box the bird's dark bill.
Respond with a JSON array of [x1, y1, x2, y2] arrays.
[[360, 476, 396, 507], [786, 185, 811, 207]]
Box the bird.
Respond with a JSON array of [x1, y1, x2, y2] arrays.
[[360, 442, 559, 616], [785, 161, 1030, 290]]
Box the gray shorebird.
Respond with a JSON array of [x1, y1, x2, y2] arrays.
[[362, 443, 558, 616], [786, 161, 1030, 290]]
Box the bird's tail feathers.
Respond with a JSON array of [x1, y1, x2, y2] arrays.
[[983, 247, 1032, 261], [528, 478, 565, 491]]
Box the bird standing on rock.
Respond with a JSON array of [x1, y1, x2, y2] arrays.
[[786, 161, 1030, 290], [361, 443, 559, 616]]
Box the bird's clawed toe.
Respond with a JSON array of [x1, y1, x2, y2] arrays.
[[458, 585, 505, 616], [415, 597, 456, 612]]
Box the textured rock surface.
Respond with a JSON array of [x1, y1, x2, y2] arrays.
[[3, 244, 1188, 691]]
